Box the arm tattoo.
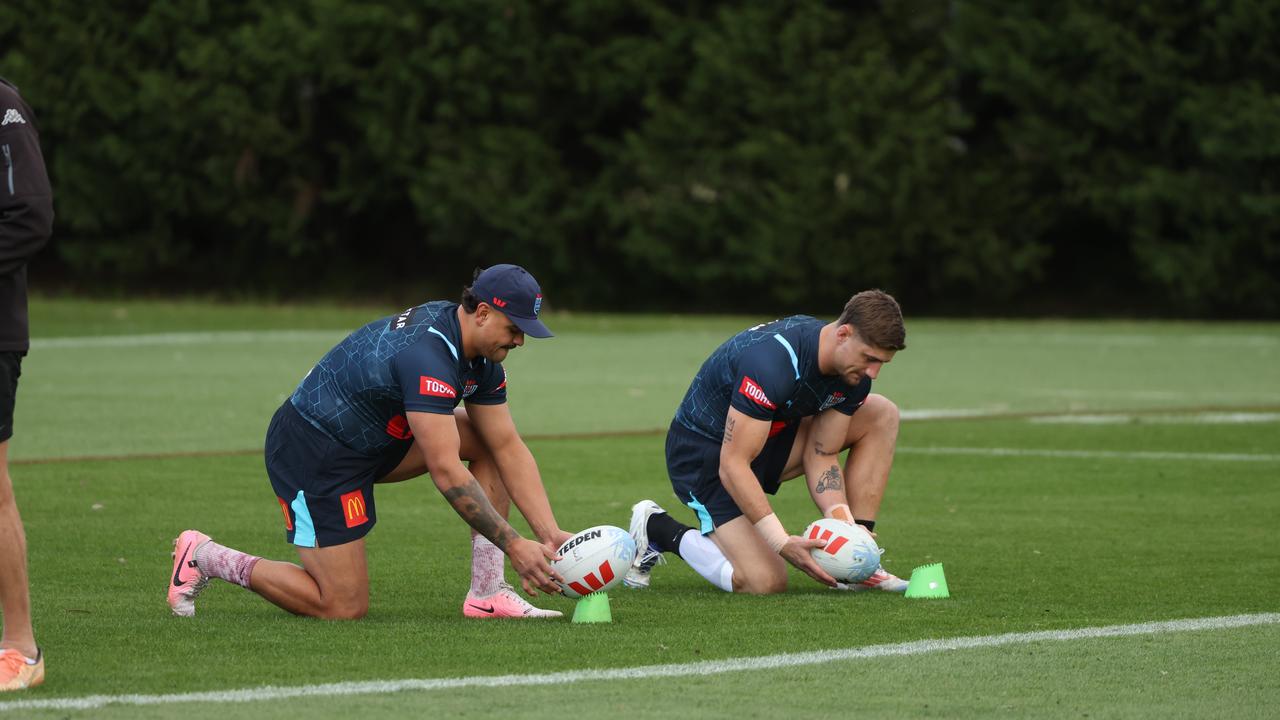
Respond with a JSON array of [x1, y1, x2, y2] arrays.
[[723, 416, 736, 445], [814, 465, 843, 493], [441, 479, 518, 550]]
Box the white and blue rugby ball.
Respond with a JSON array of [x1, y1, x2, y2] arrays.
[[804, 518, 883, 583], [552, 525, 637, 598]]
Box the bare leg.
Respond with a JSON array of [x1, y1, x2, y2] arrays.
[[240, 539, 370, 620], [378, 410, 524, 600], [455, 409, 514, 597], [707, 516, 788, 594], [0, 441, 37, 658], [841, 394, 900, 522]]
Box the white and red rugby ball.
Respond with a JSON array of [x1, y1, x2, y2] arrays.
[[552, 525, 637, 598], [803, 518, 883, 583]]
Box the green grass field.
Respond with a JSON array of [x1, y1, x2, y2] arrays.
[[3, 298, 1279, 718]]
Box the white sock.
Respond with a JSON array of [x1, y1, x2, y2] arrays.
[[469, 534, 505, 597], [677, 532, 734, 592]]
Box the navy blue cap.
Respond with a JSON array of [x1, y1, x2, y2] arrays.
[[471, 264, 553, 338]]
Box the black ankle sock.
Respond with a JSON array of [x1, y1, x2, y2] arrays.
[[855, 518, 876, 533], [646, 512, 693, 555]]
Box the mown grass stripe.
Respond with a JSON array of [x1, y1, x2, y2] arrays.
[[2, 613, 1275, 713], [13, 441, 1280, 467]]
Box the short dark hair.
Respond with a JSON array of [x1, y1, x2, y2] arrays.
[[460, 267, 484, 313], [838, 290, 906, 350]]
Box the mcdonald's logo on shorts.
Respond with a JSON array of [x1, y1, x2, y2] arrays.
[[340, 489, 369, 528]]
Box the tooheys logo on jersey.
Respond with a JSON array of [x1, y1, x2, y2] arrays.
[[819, 391, 846, 411], [738, 376, 777, 410], [389, 307, 417, 331], [419, 376, 457, 399]]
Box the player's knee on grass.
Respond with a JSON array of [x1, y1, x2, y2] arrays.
[[732, 565, 788, 595], [314, 591, 368, 620]]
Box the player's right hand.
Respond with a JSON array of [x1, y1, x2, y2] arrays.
[[780, 537, 838, 588], [507, 537, 563, 596]]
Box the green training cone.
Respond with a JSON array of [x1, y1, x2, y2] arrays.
[[905, 563, 950, 599], [572, 592, 612, 623]]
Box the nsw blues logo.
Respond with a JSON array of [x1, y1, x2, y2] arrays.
[[819, 391, 846, 411], [533, 294, 543, 316]]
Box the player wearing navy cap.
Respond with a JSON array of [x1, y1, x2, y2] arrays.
[[626, 290, 910, 594], [168, 264, 573, 619]]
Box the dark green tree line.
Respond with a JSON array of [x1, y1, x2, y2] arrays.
[[2, 0, 1275, 315]]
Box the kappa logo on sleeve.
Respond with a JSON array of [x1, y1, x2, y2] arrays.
[[738, 376, 777, 410], [1, 109, 25, 126], [340, 490, 369, 528], [419, 376, 457, 399]]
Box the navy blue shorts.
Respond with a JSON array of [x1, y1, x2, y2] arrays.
[[264, 401, 412, 547], [665, 418, 800, 533], [0, 352, 23, 444]]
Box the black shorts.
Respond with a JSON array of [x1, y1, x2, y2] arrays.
[[0, 352, 23, 444], [264, 401, 412, 547], [665, 418, 800, 533]]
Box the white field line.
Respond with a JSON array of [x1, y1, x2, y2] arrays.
[[2, 613, 1276, 713], [29, 330, 344, 349], [897, 446, 1280, 463]]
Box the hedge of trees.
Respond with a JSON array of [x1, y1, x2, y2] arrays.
[[2, 0, 1276, 316]]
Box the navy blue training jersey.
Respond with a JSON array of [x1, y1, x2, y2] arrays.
[[290, 301, 506, 455], [673, 316, 870, 442]]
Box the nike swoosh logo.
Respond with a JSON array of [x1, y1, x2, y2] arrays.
[[467, 603, 495, 614], [172, 546, 191, 587]]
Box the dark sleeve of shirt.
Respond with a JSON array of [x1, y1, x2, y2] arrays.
[[0, 84, 54, 277], [464, 361, 508, 406], [728, 341, 799, 421], [832, 376, 873, 416], [393, 337, 465, 415]]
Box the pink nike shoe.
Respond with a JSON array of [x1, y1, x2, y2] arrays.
[[169, 530, 211, 617], [835, 568, 909, 593], [462, 583, 563, 619]]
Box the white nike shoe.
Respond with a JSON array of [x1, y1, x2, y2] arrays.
[[623, 500, 667, 589], [462, 583, 563, 619], [834, 567, 909, 593]]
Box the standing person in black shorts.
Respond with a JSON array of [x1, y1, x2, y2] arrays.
[[169, 264, 573, 620], [625, 290, 910, 595], [0, 76, 54, 691]]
